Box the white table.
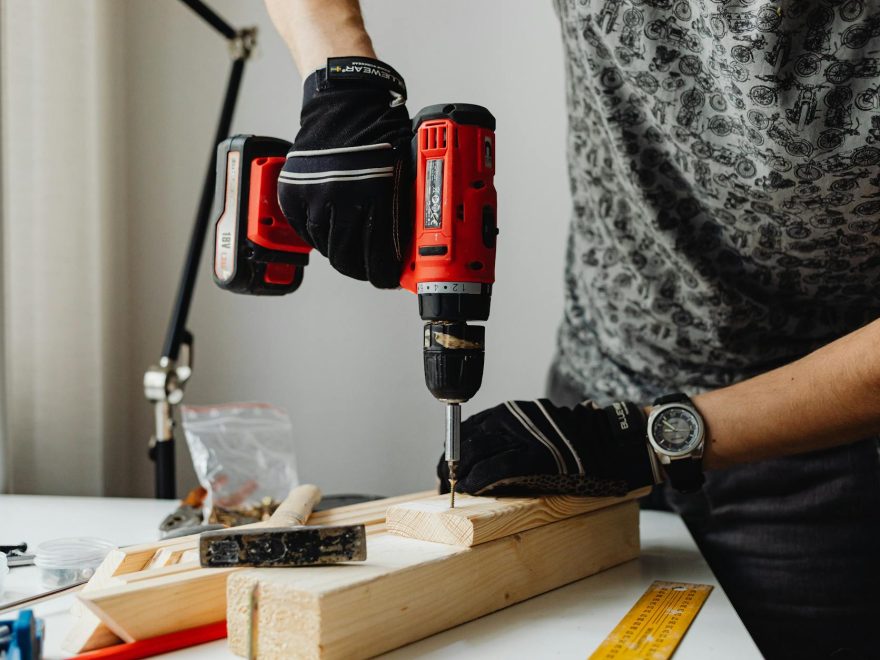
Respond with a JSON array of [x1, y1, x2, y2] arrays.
[[0, 495, 760, 659]]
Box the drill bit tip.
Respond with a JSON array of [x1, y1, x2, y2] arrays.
[[448, 461, 457, 509]]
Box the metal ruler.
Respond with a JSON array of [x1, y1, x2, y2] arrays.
[[589, 581, 713, 660]]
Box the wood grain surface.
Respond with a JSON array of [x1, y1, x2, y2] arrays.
[[63, 490, 435, 653], [385, 487, 650, 546], [226, 501, 640, 660]]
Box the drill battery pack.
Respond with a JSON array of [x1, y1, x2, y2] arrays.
[[212, 135, 312, 295]]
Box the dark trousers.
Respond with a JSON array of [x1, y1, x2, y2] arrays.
[[548, 368, 880, 660]]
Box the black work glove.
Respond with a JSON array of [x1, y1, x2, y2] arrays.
[[437, 400, 658, 497], [278, 57, 412, 288]]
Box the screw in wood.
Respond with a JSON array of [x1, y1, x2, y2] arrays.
[[247, 584, 258, 660]]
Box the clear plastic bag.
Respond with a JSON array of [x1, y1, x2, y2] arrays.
[[182, 403, 299, 525]]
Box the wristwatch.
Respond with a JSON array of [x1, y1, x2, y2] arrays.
[[646, 393, 705, 493]]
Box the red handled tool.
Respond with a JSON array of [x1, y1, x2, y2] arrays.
[[74, 621, 227, 659]]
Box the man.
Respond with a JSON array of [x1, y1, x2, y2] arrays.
[[266, 1, 880, 657]]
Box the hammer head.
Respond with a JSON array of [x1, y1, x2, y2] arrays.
[[199, 524, 367, 568]]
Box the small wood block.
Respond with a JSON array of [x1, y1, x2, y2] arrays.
[[227, 501, 640, 660], [385, 487, 650, 546]]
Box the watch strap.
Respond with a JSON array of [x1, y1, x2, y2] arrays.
[[663, 458, 705, 493], [650, 393, 705, 493]]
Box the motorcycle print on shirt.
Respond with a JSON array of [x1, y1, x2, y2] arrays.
[[552, 0, 880, 402]]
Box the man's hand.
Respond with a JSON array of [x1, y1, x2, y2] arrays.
[[277, 58, 412, 288], [437, 399, 659, 497]]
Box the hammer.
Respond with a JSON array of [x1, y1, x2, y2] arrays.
[[198, 484, 367, 568]]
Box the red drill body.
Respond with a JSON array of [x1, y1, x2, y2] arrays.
[[400, 108, 497, 297]]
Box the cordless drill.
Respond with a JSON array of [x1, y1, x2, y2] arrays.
[[400, 104, 497, 506], [213, 104, 497, 508]]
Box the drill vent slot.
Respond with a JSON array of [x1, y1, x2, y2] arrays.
[[427, 125, 447, 150]]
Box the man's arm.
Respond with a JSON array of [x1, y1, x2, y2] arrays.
[[265, 0, 376, 75], [265, 1, 413, 288], [437, 318, 880, 498], [693, 317, 880, 469]]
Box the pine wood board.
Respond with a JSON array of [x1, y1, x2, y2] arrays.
[[73, 520, 394, 642], [78, 567, 238, 642], [115, 561, 201, 584], [146, 541, 196, 568], [227, 501, 640, 660], [309, 491, 434, 525], [180, 547, 200, 564], [62, 615, 122, 654], [386, 487, 651, 546], [63, 543, 181, 652], [64, 491, 434, 652]]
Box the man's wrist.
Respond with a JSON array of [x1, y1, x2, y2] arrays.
[[296, 32, 376, 77], [265, 0, 376, 76], [598, 401, 659, 488], [639, 405, 665, 482], [645, 396, 708, 491]]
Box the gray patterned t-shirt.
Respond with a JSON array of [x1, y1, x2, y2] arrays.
[[553, 0, 880, 402]]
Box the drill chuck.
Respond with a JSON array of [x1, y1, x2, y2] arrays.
[[417, 283, 492, 322], [422, 321, 485, 403]]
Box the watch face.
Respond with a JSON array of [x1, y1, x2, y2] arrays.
[[651, 405, 702, 455]]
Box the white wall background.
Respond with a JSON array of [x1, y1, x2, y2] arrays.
[[122, 0, 568, 497], [2, 0, 130, 495]]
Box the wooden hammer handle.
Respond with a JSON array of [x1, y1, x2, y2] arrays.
[[265, 484, 322, 527]]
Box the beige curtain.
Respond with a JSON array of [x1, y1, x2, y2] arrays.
[[1, 0, 132, 494]]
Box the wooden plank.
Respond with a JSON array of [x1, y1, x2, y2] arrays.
[[66, 491, 434, 649], [226, 501, 640, 660], [305, 490, 435, 527], [63, 543, 185, 653], [97, 536, 205, 572], [60, 615, 122, 654], [310, 491, 433, 518], [179, 547, 200, 564], [386, 487, 650, 546], [115, 561, 201, 584], [73, 518, 398, 642], [78, 568, 238, 642], [146, 540, 197, 568]]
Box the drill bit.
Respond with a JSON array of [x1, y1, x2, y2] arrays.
[[448, 461, 457, 508], [445, 403, 461, 508]]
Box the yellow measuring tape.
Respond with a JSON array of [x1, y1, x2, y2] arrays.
[[589, 581, 713, 660]]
